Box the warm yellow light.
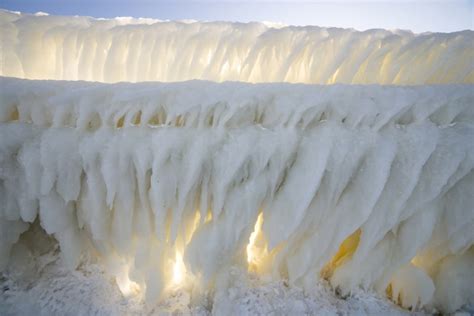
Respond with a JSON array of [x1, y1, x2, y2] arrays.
[[172, 251, 186, 285], [247, 212, 265, 266], [321, 229, 361, 279], [116, 265, 140, 297], [331, 228, 361, 268]]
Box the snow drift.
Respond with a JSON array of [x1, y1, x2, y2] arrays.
[[1, 77, 473, 312], [1, 10, 473, 84]]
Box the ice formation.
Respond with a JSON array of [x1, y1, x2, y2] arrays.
[[1, 77, 473, 312], [1, 9, 473, 84], [1, 10, 473, 314]]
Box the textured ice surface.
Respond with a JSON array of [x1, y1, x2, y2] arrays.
[[1, 8, 473, 314], [1, 10, 473, 84], [1, 77, 473, 312]]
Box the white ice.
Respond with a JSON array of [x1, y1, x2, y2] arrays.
[[1, 9, 473, 313], [0, 77, 473, 312], [0, 10, 473, 84]]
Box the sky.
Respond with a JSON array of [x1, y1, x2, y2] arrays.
[[1, 0, 473, 33]]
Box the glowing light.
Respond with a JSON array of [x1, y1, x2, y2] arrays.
[[247, 213, 265, 266], [330, 229, 361, 268], [321, 229, 361, 279], [116, 266, 140, 297], [172, 251, 186, 285]]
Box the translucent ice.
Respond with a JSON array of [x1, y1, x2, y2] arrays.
[[1, 10, 473, 84]]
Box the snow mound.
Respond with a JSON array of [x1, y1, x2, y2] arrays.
[[1, 77, 473, 312], [1, 10, 473, 84]]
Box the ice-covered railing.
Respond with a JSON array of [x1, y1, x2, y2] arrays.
[[2, 78, 473, 130], [1, 77, 473, 312], [1, 10, 473, 84]]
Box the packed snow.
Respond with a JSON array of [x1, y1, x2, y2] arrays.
[[1, 77, 473, 313], [1, 10, 473, 84]]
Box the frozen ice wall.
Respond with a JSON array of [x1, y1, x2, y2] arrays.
[[1, 77, 473, 312], [1, 10, 473, 84], [1, 9, 474, 314]]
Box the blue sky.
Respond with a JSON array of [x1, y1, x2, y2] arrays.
[[1, 0, 473, 33]]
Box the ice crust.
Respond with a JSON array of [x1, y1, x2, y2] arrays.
[[1, 10, 473, 84], [0, 77, 473, 312]]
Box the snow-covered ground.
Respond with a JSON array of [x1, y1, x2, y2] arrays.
[[0, 227, 417, 316]]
